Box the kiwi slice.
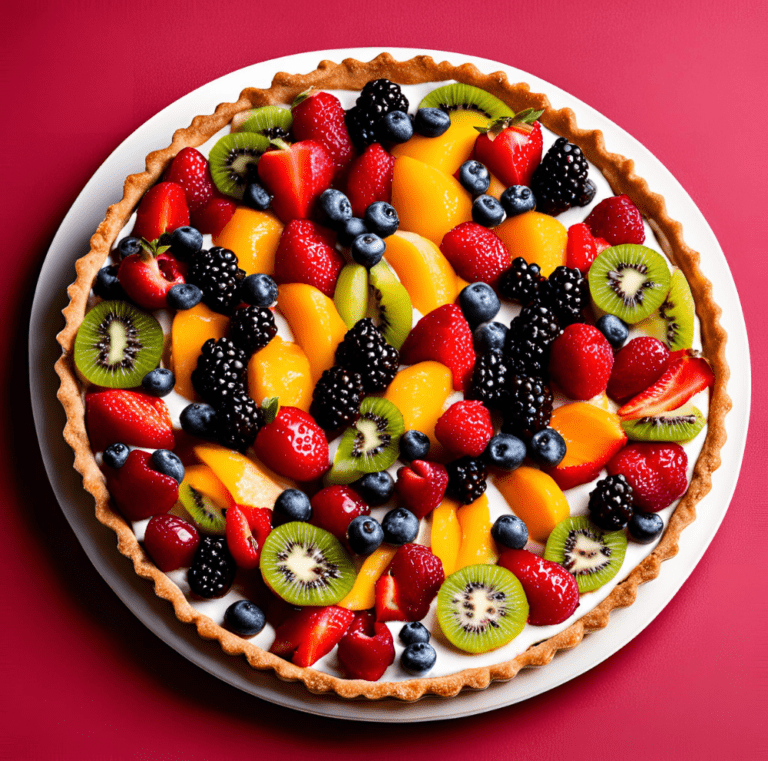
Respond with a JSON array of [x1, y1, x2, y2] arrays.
[[544, 516, 627, 593], [636, 268, 695, 350], [621, 402, 705, 442], [209, 131, 269, 199], [74, 300, 163, 388], [419, 83, 515, 127], [237, 105, 293, 140], [334, 262, 369, 328], [437, 564, 528, 653], [327, 397, 404, 484], [260, 522, 356, 606], [178, 482, 226, 535], [367, 260, 412, 350]]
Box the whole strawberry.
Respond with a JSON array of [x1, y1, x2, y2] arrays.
[[440, 222, 511, 287], [132, 182, 190, 242], [607, 336, 670, 403], [346, 143, 395, 218], [337, 610, 395, 681], [549, 323, 614, 400], [474, 113, 543, 187], [165, 147, 215, 213], [435, 400, 493, 457], [396, 460, 449, 519], [584, 194, 645, 246], [118, 241, 186, 310], [105, 449, 179, 521]]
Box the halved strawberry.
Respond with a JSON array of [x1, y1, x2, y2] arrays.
[[191, 192, 236, 236], [105, 449, 179, 521], [225, 505, 273, 569], [337, 610, 395, 681], [440, 222, 511, 287], [269, 605, 355, 667], [165, 147, 215, 213], [132, 182, 190, 242], [346, 143, 395, 218], [375, 544, 444, 622], [474, 115, 544, 188], [396, 461, 449, 519]]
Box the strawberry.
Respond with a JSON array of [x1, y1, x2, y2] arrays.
[[292, 90, 356, 182], [190, 192, 236, 236], [608, 442, 688, 512], [345, 143, 395, 218], [132, 182, 190, 242], [253, 406, 329, 481], [617, 355, 714, 420], [375, 544, 444, 622], [273, 219, 344, 297], [440, 222, 511, 287], [584, 194, 645, 246], [269, 605, 355, 667], [165, 147, 214, 213], [311, 485, 370, 546], [400, 304, 476, 392], [225, 505, 273, 570], [434, 400, 493, 457], [396, 461, 449, 519], [565, 222, 610, 274], [474, 114, 544, 188], [549, 323, 614, 400], [607, 337, 670, 403], [257, 139, 334, 223], [118, 241, 185, 310], [143, 514, 200, 572], [86, 389, 175, 452], [337, 610, 395, 681], [497, 549, 580, 625], [105, 449, 179, 521]]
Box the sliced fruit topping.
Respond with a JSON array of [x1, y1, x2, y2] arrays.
[[494, 211, 567, 277], [565, 222, 609, 274], [269, 605, 355, 668], [334, 262, 369, 329], [225, 505, 273, 569], [437, 564, 528, 653], [310, 485, 370, 546], [339, 545, 398, 610], [143, 514, 200, 572], [435, 400, 493, 458], [418, 83, 514, 127], [531, 137, 592, 216], [345, 143, 395, 218], [621, 403, 706, 442], [549, 323, 614, 401], [178, 480, 227, 536], [394, 119, 482, 176], [165, 147, 215, 214], [637, 268, 695, 351], [366, 259, 413, 350], [607, 336, 671, 403], [209, 131, 268, 200], [337, 611, 396, 681], [440, 222, 511, 287], [455, 494, 497, 569], [474, 114, 544, 188], [132, 181, 190, 242], [396, 460, 449, 519], [584, 194, 645, 246], [247, 336, 312, 412], [431, 499, 463, 576], [211, 207, 284, 276], [187, 535, 236, 599], [237, 105, 293, 139], [192, 194, 237, 237]]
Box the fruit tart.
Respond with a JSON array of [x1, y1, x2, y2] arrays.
[[56, 53, 730, 701]]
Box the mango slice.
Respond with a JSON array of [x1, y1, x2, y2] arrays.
[[431, 499, 462, 576], [247, 335, 312, 412], [212, 207, 283, 276], [338, 546, 398, 610], [455, 494, 497, 569], [494, 211, 567, 277], [182, 464, 235, 509], [391, 120, 485, 176]]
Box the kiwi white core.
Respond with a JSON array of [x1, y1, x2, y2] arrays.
[[563, 531, 612, 575], [276, 543, 340, 590], [450, 584, 510, 634], [106, 321, 128, 365]]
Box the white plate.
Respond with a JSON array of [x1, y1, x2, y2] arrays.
[[29, 48, 750, 722]]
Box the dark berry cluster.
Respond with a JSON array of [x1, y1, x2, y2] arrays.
[[498, 258, 542, 306], [187, 247, 245, 314], [588, 475, 635, 531], [501, 375, 554, 440], [229, 305, 278, 355], [531, 137, 591, 216], [310, 366, 365, 432], [345, 79, 410, 150], [538, 266, 589, 326], [188, 536, 237, 599], [467, 350, 511, 410], [335, 318, 399, 393], [505, 302, 563, 377], [217, 389, 265, 452], [447, 457, 488, 504]]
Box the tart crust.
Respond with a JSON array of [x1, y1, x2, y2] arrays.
[[55, 53, 731, 701]]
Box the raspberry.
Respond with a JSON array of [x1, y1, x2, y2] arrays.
[[345, 79, 409, 150], [538, 266, 589, 325], [505, 302, 562, 377], [549, 323, 614, 401], [502, 375, 553, 440], [334, 318, 399, 393], [588, 475, 634, 531], [467, 350, 511, 410], [191, 337, 247, 406], [396, 461, 449, 519], [229, 306, 278, 355], [187, 536, 236, 598], [309, 366, 365, 431], [531, 137, 590, 216], [607, 336, 671, 403], [217, 389, 264, 451], [435, 401, 493, 458], [187, 246, 245, 314], [446, 456, 487, 504], [498, 257, 542, 305], [584, 194, 645, 245]]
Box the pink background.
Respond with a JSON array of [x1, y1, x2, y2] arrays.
[[2, 1, 766, 758]]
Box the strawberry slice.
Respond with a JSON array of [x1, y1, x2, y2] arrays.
[[474, 114, 544, 188], [257, 139, 334, 223], [105, 449, 179, 521], [269, 605, 355, 667], [400, 304, 476, 392], [225, 505, 273, 569], [440, 222, 511, 287], [165, 147, 215, 213], [375, 544, 444, 622], [190, 192, 236, 236], [345, 143, 395, 218], [132, 182, 190, 242], [618, 355, 714, 420], [311, 485, 370, 546], [396, 461, 449, 519], [86, 390, 175, 452], [337, 611, 395, 681]]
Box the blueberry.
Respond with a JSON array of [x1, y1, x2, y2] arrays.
[[364, 201, 399, 238], [167, 283, 203, 310], [473, 321, 508, 354], [243, 182, 272, 212], [491, 514, 529, 549], [413, 107, 451, 137], [596, 314, 629, 349], [102, 442, 129, 469], [351, 233, 386, 268], [401, 642, 437, 675], [500, 185, 536, 217], [458, 160, 491, 196], [627, 511, 664, 544], [117, 236, 142, 259], [180, 403, 218, 439], [472, 195, 506, 228], [354, 471, 395, 506], [318, 188, 353, 230], [94, 265, 125, 300], [378, 110, 413, 144], [169, 226, 203, 260], [528, 428, 567, 467], [347, 515, 385, 555], [224, 600, 266, 637], [240, 273, 278, 307], [382, 507, 419, 546], [141, 367, 175, 396], [400, 430, 430, 461], [459, 282, 500, 328], [399, 621, 430, 645], [150, 449, 185, 483], [484, 433, 526, 471], [273, 488, 312, 525], [338, 217, 369, 247]]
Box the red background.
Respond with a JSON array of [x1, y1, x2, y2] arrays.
[[2, 1, 766, 758]]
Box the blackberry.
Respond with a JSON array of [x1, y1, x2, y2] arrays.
[[345, 79, 410, 150], [229, 306, 278, 355], [467, 350, 511, 410], [505, 301, 562, 377], [217, 389, 264, 451], [446, 456, 487, 505], [531, 137, 590, 216], [188, 247, 245, 314], [502, 375, 553, 440], [187, 536, 236, 599], [498, 258, 543, 306], [588, 475, 634, 531], [192, 337, 247, 406], [335, 318, 399, 393], [310, 366, 365, 431], [538, 266, 589, 325]]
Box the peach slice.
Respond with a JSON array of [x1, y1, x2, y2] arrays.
[[338, 545, 397, 610], [430, 499, 462, 576], [247, 335, 312, 412], [494, 467, 570, 543], [171, 303, 229, 399], [212, 207, 283, 276], [277, 283, 348, 383], [455, 494, 498, 569], [487, 172, 506, 201], [494, 211, 567, 277], [391, 156, 472, 246], [383, 230, 459, 315], [182, 464, 235, 509], [544, 402, 627, 490]]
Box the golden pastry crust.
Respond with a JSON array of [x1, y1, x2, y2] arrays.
[[55, 53, 731, 701]]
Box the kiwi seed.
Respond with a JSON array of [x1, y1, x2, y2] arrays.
[[367, 260, 413, 350], [621, 403, 705, 442], [237, 105, 293, 140], [178, 482, 226, 535]]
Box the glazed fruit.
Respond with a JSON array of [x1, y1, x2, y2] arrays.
[[188, 536, 237, 599], [224, 600, 267, 637], [366, 260, 414, 350], [468, 350, 511, 410], [565, 222, 608, 274], [538, 266, 589, 326], [187, 246, 245, 315], [498, 257, 542, 305], [458, 283, 501, 328], [588, 474, 635, 531], [396, 460, 449, 519], [335, 318, 399, 394], [435, 400, 493, 458], [212, 207, 283, 276], [484, 433, 527, 472], [454, 494, 497, 569], [209, 132, 268, 199], [346, 516, 385, 556], [247, 336, 312, 412], [346, 143, 395, 217], [446, 456, 487, 505], [440, 222, 511, 287], [143, 514, 200, 572], [270, 605, 355, 668], [528, 428, 567, 468], [494, 211, 567, 277], [337, 612, 395, 681], [491, 514, 528, 550], [621, 403, 706, 442], [118, 245, 185, 311], [627, 511, 665, 544], [402, 643, 437, 675], [339, 545, 397, 610], [607, 336, 671, 403], [474, 114, 544, 187], [501, 374, 554, 440], [584, 194, 645, 245], [105, 449, 179, 521], [310, 366, 364, 432], [595, 314, 629, 349], [418, 82, 514, 127], [165, 148, 215, 214], [191, 337, 247, 406], [353, 471, 395, 506], [311, 485, 371, 545], [430, 499, 462, 576], [229, 305, 277, 356], [345, 79, 409, 151], [393, 118, 484, 175], [225, 505, 273, 569], [530, 137, 590, 216], [549, 323, 614, 400], [458, 160, 491, 196], [381, 508, 420, 547], [505, 302, 563, 377], [132, 181, 190, 241], [638, 268, 695, 351]]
